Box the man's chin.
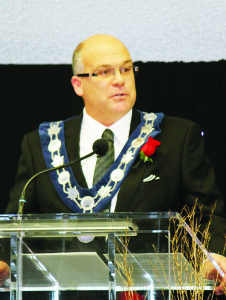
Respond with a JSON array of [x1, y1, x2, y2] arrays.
[[111, 101, 133, 115]]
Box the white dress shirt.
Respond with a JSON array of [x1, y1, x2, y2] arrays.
[[80, 108, 132, 212]]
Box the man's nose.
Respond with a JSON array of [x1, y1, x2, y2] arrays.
[[112, 69, 125, 85]]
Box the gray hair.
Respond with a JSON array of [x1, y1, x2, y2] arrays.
[[72, 42, 85, 75]]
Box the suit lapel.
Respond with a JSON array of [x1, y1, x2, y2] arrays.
[[64, 112, 88, 189], [116, 109, 146, 212]]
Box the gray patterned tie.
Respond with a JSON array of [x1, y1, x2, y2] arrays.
[[93, 129, 115, 185]]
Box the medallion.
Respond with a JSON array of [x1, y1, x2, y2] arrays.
[[81, 196, 95, 210], [58, 171, 70, 185], [48, 139, 61, 152]]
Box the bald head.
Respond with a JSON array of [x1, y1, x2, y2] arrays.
[[72, 34, 131, 75]]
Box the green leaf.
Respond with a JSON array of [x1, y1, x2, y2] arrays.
[[139, 151, 145, 160], [144, 156, 149, 162]]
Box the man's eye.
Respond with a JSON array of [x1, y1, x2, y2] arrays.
[[98, 69, 112, 76], [102, 70, 110, 75], [121, 67, 132, 73]]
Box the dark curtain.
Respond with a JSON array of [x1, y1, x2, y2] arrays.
[[1, 61, 226, 213]]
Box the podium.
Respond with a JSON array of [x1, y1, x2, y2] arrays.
[[0, 212, 214, 300]]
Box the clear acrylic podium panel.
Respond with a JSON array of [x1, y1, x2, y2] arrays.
[[0, 212, 214, 300]]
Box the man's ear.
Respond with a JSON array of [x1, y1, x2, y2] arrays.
[[71, 76, 83, 96]]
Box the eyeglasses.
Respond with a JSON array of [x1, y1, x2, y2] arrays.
[[76, 66, 139, 79]]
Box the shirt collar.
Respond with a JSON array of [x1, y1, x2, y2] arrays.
[[109, 110, 132, 144], [82, 108, 132, 143]]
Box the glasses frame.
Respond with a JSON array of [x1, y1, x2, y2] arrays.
[[76, 66, 139, 78]]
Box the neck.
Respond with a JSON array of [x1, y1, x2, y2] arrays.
[[85, 110, 132, 127]]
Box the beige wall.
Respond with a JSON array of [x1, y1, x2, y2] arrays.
[[1, 0, 226, 64]]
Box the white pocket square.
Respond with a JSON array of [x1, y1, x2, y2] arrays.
[[143, 174, 160, 182]]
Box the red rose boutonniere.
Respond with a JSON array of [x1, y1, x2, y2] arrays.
[[118, 291, 145, 300], [133, 137, 161, 169], [140, 136, 161, 162]]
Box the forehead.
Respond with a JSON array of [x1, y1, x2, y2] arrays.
[[82, 39, 132, 70]]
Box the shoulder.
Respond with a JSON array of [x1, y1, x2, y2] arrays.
[[137, 109, 199, 131], [156, 115, 203, 149], [24, 113, 83, 142], [162, 115, 198, 127], [161, 115, 201, 135]]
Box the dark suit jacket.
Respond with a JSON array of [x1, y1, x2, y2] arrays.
[[6, 110, 226, 253]]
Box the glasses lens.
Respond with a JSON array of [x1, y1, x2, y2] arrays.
[[133, 66, 139, 76], [120, 66, 133, 76], [96, 69, 114, 78], [96, 66, 138, 78]]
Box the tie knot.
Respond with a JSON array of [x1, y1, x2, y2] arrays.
[[102, 129, 114, 142]]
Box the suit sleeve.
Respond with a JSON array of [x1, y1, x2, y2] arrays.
[[6, 134, 40, 214], [181, 121, 226, 254]]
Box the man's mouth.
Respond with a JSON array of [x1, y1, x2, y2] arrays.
[[112, 93, 127, 98]]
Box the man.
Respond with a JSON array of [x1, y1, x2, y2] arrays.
[[3, 34, 226, 295]]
